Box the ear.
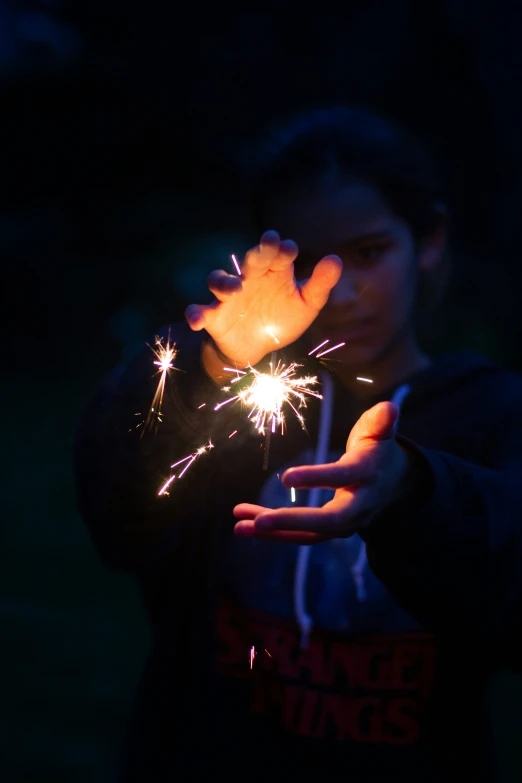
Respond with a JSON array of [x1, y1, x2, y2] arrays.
[[418, 203, 448, 272]]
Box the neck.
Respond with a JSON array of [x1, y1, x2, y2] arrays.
[[333, 330, 430, 398]]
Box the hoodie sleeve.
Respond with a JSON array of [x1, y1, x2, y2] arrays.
[[73, 322, 238, 574], [360, 388, 522, 652]]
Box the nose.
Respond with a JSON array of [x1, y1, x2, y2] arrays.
[[328, 270, 359, 306]]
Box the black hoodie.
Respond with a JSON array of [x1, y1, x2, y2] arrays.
[[74, 322, 522, 782]]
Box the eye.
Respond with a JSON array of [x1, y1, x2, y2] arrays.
[[354, 243, 389, 263]]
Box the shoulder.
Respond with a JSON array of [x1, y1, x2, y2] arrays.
[[424, 351, 522, 404]]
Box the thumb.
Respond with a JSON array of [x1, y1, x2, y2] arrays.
[[300, 255, 343, 310], [347, 401, 399, 449]]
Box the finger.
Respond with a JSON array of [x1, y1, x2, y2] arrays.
[[234, 520, 329, 544], [347, 401, 399, 448], [246, 501, 353, 534], [185, 303, 207, 331], [299, 255, 343, 310], [207, 269, 242, 301], [281, 460, 371, 490], [260, 229, 281, 249], [267, 238, 299, 271], [184, 301, 219, 331], [233, 503, 268, 519], [241, 230, 281, 279]]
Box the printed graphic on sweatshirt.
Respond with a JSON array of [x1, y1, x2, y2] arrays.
[[216, 599, 437, 745], [219, 446, 437, 745]]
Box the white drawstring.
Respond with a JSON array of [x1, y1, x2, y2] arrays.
[[293, 380, 411, 650], [293, 372, 334, 650]]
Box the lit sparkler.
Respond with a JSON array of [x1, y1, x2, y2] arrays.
[[158, 441, 214, 496], [214, 360, 322, 436], [138, 334, 178, 435]]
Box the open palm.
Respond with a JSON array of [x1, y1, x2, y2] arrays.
[[185, 230, 343, 367]]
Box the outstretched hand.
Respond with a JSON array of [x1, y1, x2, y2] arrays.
[[185, 230, 343, 369], [233, 402, 410, 544]]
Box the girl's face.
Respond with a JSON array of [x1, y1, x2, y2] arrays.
[[267, 177, 438, 370]]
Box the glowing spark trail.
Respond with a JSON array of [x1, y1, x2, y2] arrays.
[[140, 334, 178, 435], [249, 645, 271, 669], [265, 326, 280, 345], [231, 254, 242, 275], [215, 361, 322, 436], [158, 441, 214, 496], [316, 342, 346, 358], [309, 339, 346, 358], [308, 339, 329, 355], [356, 377, 374, 384]]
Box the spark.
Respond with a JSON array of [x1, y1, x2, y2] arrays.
[[308, 339, 329, 355], [309, 339, 346, 358], [231, 254, 242, 275], [215, 361, 322, 436], [265, 326, 280, 344], [356, 377, 374, 384], [223, 367, 246, 385], [290, 487, 296, 503], [228, 430, 238, 438], [198, 403, 206, 409], [139, 334, 178, 435], [158, 441, 214, 496], [249, 645, 271, 669], [316, 342, 346, 358]]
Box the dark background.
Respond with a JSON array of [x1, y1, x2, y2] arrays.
[[2, 2, 522, 781]]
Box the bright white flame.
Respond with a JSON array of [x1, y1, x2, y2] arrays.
[[216, 362, 322, 435]]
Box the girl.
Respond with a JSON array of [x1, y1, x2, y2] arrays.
[[75, 106, 522, 782]]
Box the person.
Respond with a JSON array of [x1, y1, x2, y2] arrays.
[[74, 106, 522, 782]]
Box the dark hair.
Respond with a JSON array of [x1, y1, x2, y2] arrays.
[[242, 105, 445, 243], [240, 105, 449, 314]]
